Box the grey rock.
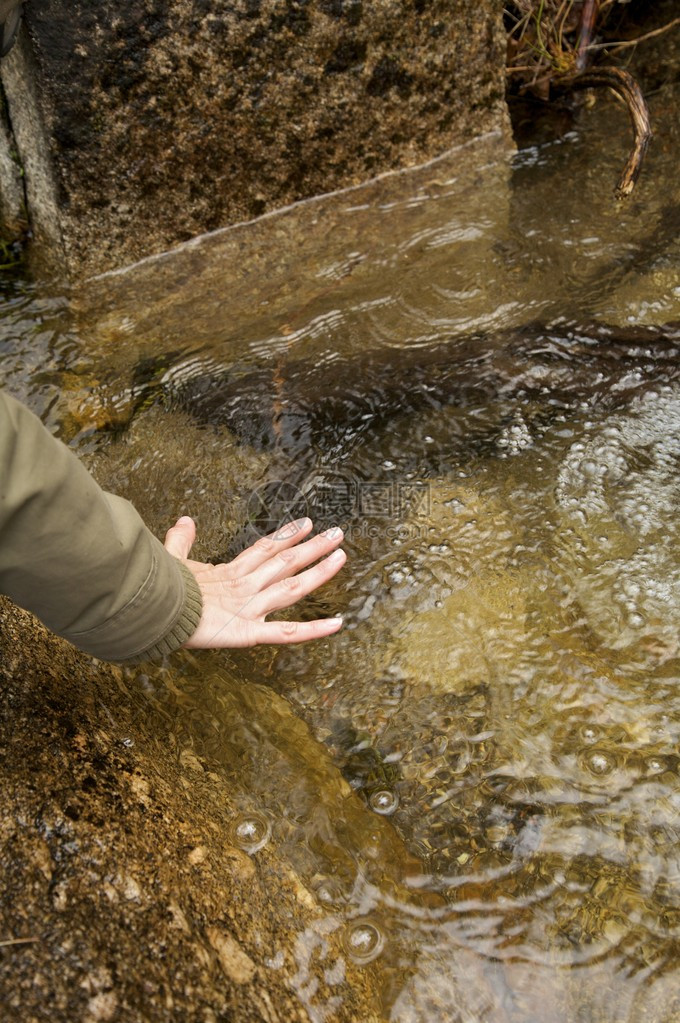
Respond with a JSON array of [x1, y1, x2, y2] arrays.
[[0, 0, 510, 277]]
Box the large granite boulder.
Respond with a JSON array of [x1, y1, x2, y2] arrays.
[[0, 0, 510, 277]]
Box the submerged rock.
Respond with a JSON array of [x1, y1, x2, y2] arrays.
[[264, 478, 534, 868], [555, 385, 680, 664], [160, 318, 680, 465]]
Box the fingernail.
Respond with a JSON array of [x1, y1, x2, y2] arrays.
[[177, 516, 193, 525], [275, 517, 310, 539], [321, 526, 343, 540], [328, 549, 345, 564]]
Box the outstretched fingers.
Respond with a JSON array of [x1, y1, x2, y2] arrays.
[[243, 525, 345, 593], [168, 513, 348, 650], [253, 615, 344, 645], [248, 547, 347, 616], [226, 517, 315, 576]]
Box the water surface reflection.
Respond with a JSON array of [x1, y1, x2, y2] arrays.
[[2, 64, 680, 1023]]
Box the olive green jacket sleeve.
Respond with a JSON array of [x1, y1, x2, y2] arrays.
[[0, 390, 203, 662]]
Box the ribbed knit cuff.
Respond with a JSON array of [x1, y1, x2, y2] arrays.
[[124, 562, 203, 663]]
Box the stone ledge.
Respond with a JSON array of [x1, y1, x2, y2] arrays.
[[1, 0, 510, 277]]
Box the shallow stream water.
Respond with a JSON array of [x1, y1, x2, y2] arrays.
[[2, 34, 680, 1023]]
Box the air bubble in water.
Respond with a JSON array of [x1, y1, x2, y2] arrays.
[[342, 918, 385, 963], [229, 811, 271, 853], [645, 756, 667, 776], [368, 789, 399, 815], [313, 878, 346, 906], [579, 724, 601, 745], [585, 750, 615, 776], [581, 460, 600, 477]]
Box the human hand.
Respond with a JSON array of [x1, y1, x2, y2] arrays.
[[163, 515, 346, 648]]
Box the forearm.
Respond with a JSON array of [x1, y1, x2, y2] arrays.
[[0, 390, 202, 661]]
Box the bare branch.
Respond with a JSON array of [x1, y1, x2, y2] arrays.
[[586, 16, 680, 54], [557, 67, 652, 197]]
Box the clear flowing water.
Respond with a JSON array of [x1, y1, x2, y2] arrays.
[[2, 42, 680, 1022]]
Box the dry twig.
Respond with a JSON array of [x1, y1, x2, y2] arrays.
[[505, 0, 658, 195], [586, 15, 680, 54], [556, 67, 652, 197], [0, 936, 40, 948]]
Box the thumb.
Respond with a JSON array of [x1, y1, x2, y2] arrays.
[[164, 515, 196, 560]]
